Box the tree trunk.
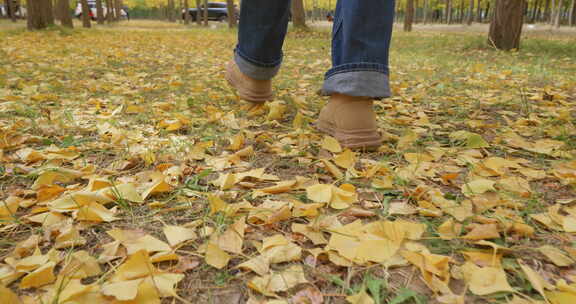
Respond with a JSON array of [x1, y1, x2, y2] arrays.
[[415, 0, 420, 23], [7, 0, 17, 22], [446, 0, 453, 23], [530, 0, 539, 23], [544, 0, 551, 22], [106, 0, 113, 23], [96, 0, 104, 24], [404, 0, 414, 31], [467, 0, 475, 24], [195, 0, 201, 25], [80, 0, 91, 27], [423, 0, 429, 23], [42, 0, 55, 25], [458, 0, 464, 23], [570, 0, 576, 26], [553, 0, 562, 27], [115, 0, 121, 21], [291, 0, 307, 27], [184, 0, 190, 24], [57, 0, 73, 27], [168, 0, 175, 22], [202, 0, 208, 26], [475, 0, 482, 22], [488, 0, 525, 50], [226, 0, 236, 28], [27, 0, 47, 29]]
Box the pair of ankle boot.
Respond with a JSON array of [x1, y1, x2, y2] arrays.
[[225, 62, 381, 150]]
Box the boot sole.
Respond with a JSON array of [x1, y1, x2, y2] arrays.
[[225, 65, 274, 104], [316, 118, 382, 150]]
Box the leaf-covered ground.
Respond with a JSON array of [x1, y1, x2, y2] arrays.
[[1, 21, 576, 304]]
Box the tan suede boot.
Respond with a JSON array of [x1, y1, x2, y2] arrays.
[[317, 94, 382, 149], [225, 61, 274, 103]]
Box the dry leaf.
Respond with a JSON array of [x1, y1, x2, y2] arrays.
[[461, 262, 514, 295]]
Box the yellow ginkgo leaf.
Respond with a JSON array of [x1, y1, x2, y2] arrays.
[[267, 101, 286, 121], [346, 289, 375, 304], [142, 273, 184, 297], [60, 250, 102, 279], [0, 285, 19, 303], [105, 183, 144, 203], [101, 279, 143, 301], [205, 244, 230, 269], [20, 261, 56, 289], [163, 225, 197, 247], [461, 179, 496, 197], [306, 184, 333, 204], [208, 194, 228, 215], [55, 225, 86, 249], [211, 217, 246, 254], [437, 219, 461, 240], [518, 261, 552, 301], [227, 132, 245, 151], [248, 265, 308, 296], [113, 250, 154, 281], [334, 149, 356, 169], [462, 223, 500, 241], [238, 255, 270, 276], [537, 245, 574, 267], [123, 235, 172, 255], [461, 262, 514, 296], [321, 135, 342, 153]]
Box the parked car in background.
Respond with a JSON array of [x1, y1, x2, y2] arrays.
[[182, 2, 238, 22], [75, 0, 128, 20]]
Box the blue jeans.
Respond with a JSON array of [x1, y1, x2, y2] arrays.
[[235, 0, 395, 99]]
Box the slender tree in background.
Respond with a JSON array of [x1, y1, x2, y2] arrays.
[[226, 0, 237, 28], [423, 0, 429, 23], [291, 0, 307, 28], [458, 0, 465, 22], [445, 0, 453, 23], [57, 0, 73, 28], [568, 0, 576, 26], [26, 0, 46, 29], [489, 0, 525, 50], [167, 0, 175, 21], [115, 0, 121, 21], [404, 0, 414, 31], [202, 0, 208, 26], [195, 0, 201, 25], [106, 0, 114, 23], [183, 0, 190, 24], [553, 0, 562, 27], [96, 0, 104, 24], [6, 0, 17, 22], [467, 0, 475, 24], [476, 0, 483, 22], [80, 0, 91, 27], [544, 0, 551, 21]]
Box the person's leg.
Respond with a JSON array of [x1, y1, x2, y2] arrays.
[[226, 0, 291, 103], [318, 0, 395, 149], [235, 0, 291, 80], [324, 0, 394, 99]]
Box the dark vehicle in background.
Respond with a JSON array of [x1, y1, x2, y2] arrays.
[[182, 2, 238, 22]]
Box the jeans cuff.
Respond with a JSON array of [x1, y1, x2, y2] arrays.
[[322, 67, 391, 99], [234, 49, 281, 81]]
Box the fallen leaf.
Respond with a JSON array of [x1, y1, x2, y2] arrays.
[[461, 261, 514, 295], [346, 289, 374, 304], [205, 243, 230, 269], [163, 225, 197, 247]]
